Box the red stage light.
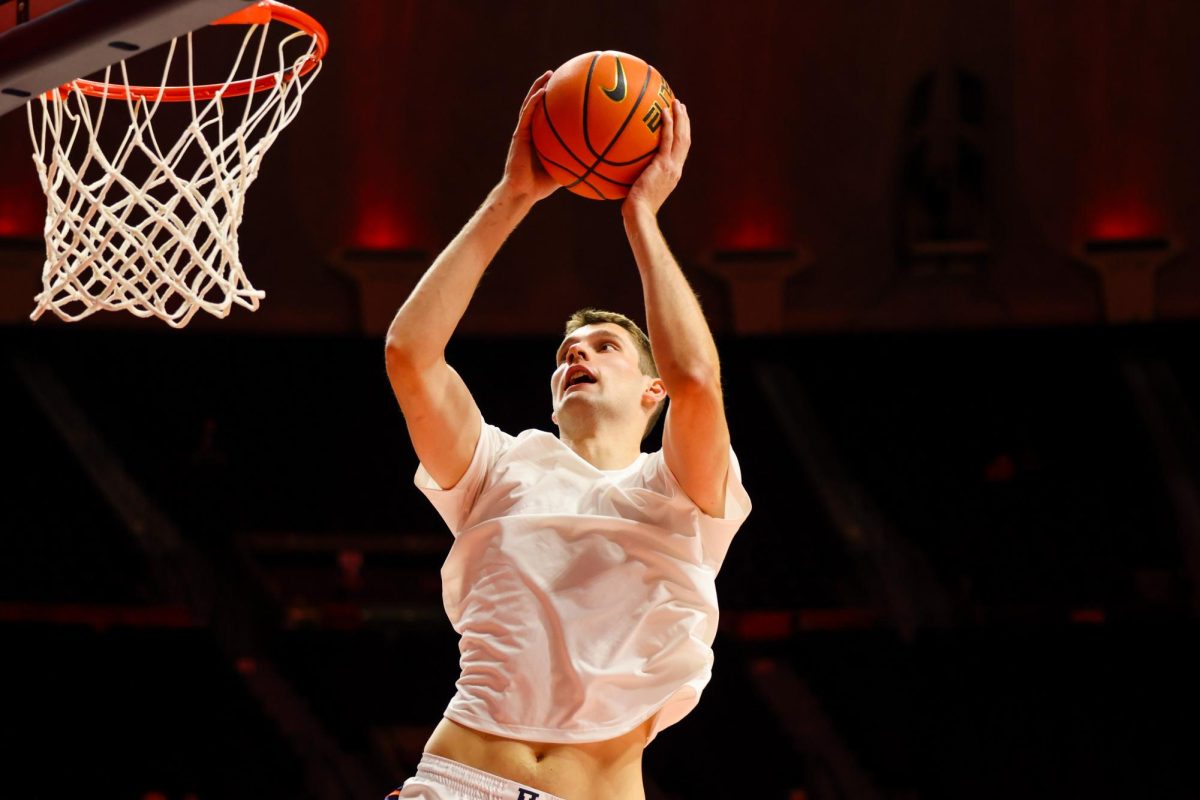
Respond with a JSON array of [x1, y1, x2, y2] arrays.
[[1086, 197, 1164, 241], [1089, 213, 1158, 240], [353, 207, 416, 250], [718, 198, 790, 251], [0, 196, 42, 237], [721, 217, 789, 252]]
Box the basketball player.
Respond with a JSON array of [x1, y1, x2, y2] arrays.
[[383, 71, 751, 800]]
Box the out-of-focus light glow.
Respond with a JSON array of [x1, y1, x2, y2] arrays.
[[1070, 608, 1105, 624], [720, 216, 789, 251], [1086, 201, 1163, 240], [732, 610, 792, 640], [353, 207, 415, 250], [0, 197, 42, 237], [718, 199, 790, 251]]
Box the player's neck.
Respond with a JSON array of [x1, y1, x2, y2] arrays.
[[558, 423, 642, 470]]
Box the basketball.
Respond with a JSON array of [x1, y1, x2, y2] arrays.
[[531, 51, 675, 200]]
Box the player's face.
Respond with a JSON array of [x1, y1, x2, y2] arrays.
[[550, 323, 652, 425]]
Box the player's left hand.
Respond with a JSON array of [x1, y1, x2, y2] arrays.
[[623, 99, 690, 218]]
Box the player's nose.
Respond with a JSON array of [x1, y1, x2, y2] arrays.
[[565, 344, 590, 363]]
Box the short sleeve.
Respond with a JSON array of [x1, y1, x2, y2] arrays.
[[414, 416, 514, 535], [649, 445, 752, 568]]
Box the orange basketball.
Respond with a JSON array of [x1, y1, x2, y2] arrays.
[[531, 51, 675, 200]]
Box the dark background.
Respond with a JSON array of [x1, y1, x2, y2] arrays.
[[2, 1, 1200, 798]]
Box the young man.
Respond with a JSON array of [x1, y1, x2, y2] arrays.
[[384, 72, 751, 800]]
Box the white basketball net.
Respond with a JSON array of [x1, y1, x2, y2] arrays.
[[25, 21, 322, 327]]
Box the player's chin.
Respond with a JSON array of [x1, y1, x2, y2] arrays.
[[557, 392, 587, 408], [555, 389, 598, 415], [560, 384, 597, 399]]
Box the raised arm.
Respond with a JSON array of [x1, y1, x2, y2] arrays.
[[385, 72, 558, 489], [622, 101, 731, 517]]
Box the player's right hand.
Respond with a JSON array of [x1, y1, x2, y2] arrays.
[[500, 71, 559, 203], [623, 99, 690, 219]]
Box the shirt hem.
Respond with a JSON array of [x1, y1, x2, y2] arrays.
[[443, 697, 675, 746]]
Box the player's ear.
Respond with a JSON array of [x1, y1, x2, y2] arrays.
[[643, 377, 667, 405], [551, 410, 559, 426]]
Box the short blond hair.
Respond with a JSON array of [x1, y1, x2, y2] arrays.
[[562, 308, 665, 439]]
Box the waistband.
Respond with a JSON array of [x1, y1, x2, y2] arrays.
[[410, 752, 566, 800]]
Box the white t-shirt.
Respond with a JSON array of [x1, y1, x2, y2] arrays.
[[415, 417, 751, 745]]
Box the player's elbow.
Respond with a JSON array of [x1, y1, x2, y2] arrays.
[[384, 334, 438, 380], [666, 364, 722, 401], [383, 334, 412, 371]]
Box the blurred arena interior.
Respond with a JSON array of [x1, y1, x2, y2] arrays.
[[2, 1, 1200, 798]]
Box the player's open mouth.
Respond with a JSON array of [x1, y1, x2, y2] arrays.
[[564, 367, 597, 393]]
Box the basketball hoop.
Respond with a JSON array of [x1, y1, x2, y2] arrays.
[[25, 0, 328, 328]]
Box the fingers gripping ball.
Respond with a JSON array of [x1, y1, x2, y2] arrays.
[[532, 51, 675, 200]]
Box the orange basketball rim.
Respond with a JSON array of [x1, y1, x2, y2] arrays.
[[61, 0, 328, 103]]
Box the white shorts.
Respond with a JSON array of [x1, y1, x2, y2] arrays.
[[386, 753, 566, 800]]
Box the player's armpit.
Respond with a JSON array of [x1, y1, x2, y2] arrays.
[[384, 352, 482, 490], [661, 377, 731, 518]]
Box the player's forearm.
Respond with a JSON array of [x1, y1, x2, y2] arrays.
[[624, 206, 721, 391], [386, 184, 534, 366]]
